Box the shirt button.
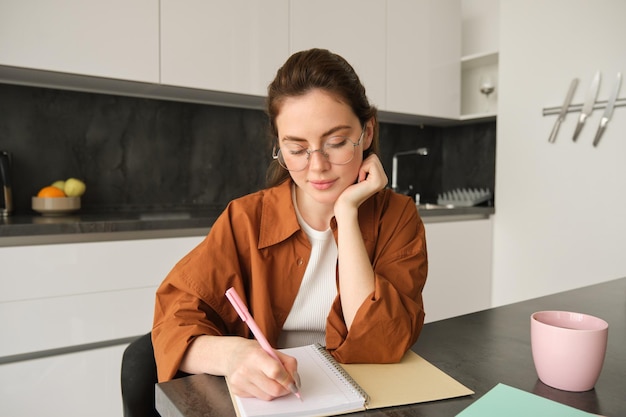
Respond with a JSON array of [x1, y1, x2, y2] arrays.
[[297, 258, 304, 266]]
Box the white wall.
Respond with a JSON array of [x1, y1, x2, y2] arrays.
[[493, 0, 626, 306]]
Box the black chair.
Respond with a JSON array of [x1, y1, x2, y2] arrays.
[[121, 333, 160, 417]]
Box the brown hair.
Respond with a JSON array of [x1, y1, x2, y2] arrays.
[[265, 48, 380, 187]]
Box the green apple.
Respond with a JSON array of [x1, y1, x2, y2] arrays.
[[51, 180, 65, 191], [64, 178, 86, 197]]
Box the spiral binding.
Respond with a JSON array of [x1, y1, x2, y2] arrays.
[[312, 343, 370, 404]]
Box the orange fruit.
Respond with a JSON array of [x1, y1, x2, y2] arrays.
[[37, 186, 67, 198]]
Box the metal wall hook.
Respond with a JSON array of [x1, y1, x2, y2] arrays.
[[543, 97, 626, 117]]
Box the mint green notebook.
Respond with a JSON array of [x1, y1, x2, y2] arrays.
[[456, 383, 600, 417]]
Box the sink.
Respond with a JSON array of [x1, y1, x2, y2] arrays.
[[416, 203, 455, 210]]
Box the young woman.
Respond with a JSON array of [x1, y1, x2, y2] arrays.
[[152, 48, 428, 401]]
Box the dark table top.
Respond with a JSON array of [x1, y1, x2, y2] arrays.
[[155, 277, 626, 417]]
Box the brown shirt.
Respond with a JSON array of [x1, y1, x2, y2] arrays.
[[152, 179, 428, 382]]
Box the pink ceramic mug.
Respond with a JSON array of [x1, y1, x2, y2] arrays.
[[530, 311, 608, 392]]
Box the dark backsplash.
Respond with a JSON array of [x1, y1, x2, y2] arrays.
[[0, 83, 495, 214]]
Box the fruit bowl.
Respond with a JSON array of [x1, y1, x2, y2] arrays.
[[32, 196, 80, 216]]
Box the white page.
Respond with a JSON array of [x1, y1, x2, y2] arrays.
[[233, 345, 365, 417]]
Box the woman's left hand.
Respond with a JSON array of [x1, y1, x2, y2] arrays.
[[334, 154, 388, 216]]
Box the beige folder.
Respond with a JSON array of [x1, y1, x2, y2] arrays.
[[343, 349, 474, 410]]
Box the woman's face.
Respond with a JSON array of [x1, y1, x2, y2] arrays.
[[275, 89, 373, 207]]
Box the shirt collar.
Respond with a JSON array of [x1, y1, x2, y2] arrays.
[[258, 179, 301, 249]]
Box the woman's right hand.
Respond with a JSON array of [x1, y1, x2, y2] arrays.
[[180, 335, 300, 401]]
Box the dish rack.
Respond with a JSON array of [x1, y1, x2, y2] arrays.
[[437, 188, 492, 207]]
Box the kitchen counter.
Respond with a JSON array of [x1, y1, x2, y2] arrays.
[[0, 205, 494, 247]]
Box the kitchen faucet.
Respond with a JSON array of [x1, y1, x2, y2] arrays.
[[391, 148, 429, 194]]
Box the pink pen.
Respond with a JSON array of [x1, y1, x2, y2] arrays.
[[225, 287, 302, 400]]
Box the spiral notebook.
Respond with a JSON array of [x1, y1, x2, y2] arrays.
[[228, 343, 473, 417]]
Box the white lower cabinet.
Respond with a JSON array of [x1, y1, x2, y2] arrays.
[[0, 344, 127, 417], [0, 287, 156, 357], [0, 235, 204, 417], [422, 218, 493, 323]]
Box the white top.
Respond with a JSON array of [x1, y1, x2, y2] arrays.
[[277, 187, 338, 348]]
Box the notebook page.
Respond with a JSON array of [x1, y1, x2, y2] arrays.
[[233, 344, 366, 417]]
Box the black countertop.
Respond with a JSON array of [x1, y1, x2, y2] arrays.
[[0, 209, 220, 246], [0, 206, 494, 247]]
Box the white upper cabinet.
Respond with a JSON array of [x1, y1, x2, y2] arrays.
[[289, 0, 387, 109], [461, 0, 499, 57], [386, 0, 461, 119], [0, 0, 464, 120], [160, 0, 289, 96], [460, 0, 499, 118], [290, 0, 461, 119], [0, 0, 159, 83]]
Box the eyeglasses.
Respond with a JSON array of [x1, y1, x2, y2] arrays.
[[272, 127, 365, 172]]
